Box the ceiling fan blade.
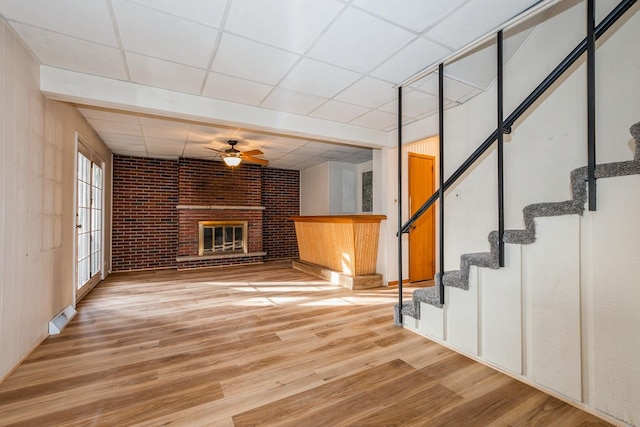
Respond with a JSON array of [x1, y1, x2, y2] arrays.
[[242, 149, 264, 156], [242, 156, 269, 165], [204, 146, 225, 154]]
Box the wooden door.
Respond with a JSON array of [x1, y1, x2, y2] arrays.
[[408, 153, 435, 282]]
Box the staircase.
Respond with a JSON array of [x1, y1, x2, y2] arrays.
[[397, 121, 640, 323]]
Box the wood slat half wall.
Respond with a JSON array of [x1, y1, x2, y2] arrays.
[[0, 261, 611, 426]]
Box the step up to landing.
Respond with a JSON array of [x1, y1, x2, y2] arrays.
[[292, 259, 383, 290]]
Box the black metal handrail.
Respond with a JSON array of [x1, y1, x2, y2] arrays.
[[400, 0, 636, 235]]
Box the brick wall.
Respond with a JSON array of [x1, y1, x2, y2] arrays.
[[262, 168, 300, 260], [112, 156, 178, 271], [112, 156, 300, 271], [179, 158, 262, 206], [112, 155, 300, 271]]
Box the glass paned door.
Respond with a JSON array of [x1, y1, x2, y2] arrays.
[[77, 152, 103, 294]]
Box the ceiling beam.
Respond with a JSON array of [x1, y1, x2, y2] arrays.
[[40, 66, 390, 149]]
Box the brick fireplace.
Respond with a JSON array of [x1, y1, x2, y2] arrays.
[[175, 157, 266, 269], [112, 155, 299, 272]]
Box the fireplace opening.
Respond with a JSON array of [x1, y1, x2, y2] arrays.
[[198, 221, 247, 256]]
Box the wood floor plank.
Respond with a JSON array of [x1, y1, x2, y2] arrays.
[[0, 262, 612, 426]]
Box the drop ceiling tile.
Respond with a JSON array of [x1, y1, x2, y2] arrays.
[[139, 116, 192, 130], [113, 0, 218, 68], [271, 136, 311, 147], [142, 126, 189, 141], [340, 153, 370, 163], [129, 0, 228, 28], [98, 133, 146, 147], [322, 150, 353, 161], [126, 53, 206, 95], [260, 88, 326, 116], [87, 119, 143, 136], [235, 131, 276, 144], [202, 72, 273, 106], [411, 74, 482, 103], [10, 24, 127, 80], [144, 137, 187, 149], [276, 153, 312, 163], [0, 0, 118, 46], [330, 145, 369, 154], [308, 7, 415, 74], [289, 145, 331, 156], [211, 33, 300, 85], [334, 77, 397, 109], [379, 90, 439, 118], [424, 0, 539, 50], [353, 0, 468, 33], [187, 133, 223, 145], [349, 109, 397, 130], [371, 37, 451, 83], [309, 100, 369, 123], [225, 0, 344, 53], [307, 141, 348, 151], [78, 108, 141, 125], [146, 145, 184, 156], [107, 140, 147, 150], [279, 58, 361, 98]]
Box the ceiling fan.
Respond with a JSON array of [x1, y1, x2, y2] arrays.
[[205, 140, 269, 167]]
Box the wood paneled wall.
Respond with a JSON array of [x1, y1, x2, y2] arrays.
[[0, 18, 112, 381]]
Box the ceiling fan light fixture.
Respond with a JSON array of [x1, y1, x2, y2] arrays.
[[223, 156, 242, 167]]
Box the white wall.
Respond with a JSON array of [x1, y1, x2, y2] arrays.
[[300, 160, 374, 215], [0, 20, 112, 380], [300, 162, 330, 215], [399, 1, 640, 424]]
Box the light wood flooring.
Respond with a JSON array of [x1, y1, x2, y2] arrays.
[[0, 261, 611, 426]]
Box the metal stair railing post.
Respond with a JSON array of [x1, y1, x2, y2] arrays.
[[400, 0, 636, 237], [397, 86, 404, 324], [438, 63, 445, 305], [587, 0, 597, 210], [497, 30, 505, 268]]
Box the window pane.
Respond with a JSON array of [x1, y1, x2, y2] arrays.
[[224, 227, 233, 250], [214, 228, 223, 251], [79, 233, 90, 259], [78, 257, 89, 288], [92, 185, 100, 209], [93, 164, 103, 188], [91, 231, 101, 254], [91, 251, 101, 276], [78, 182, 87, 208], [234, 227, 243, 250], [204, 228, 213, 252], [78, 207, 89, 232]]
